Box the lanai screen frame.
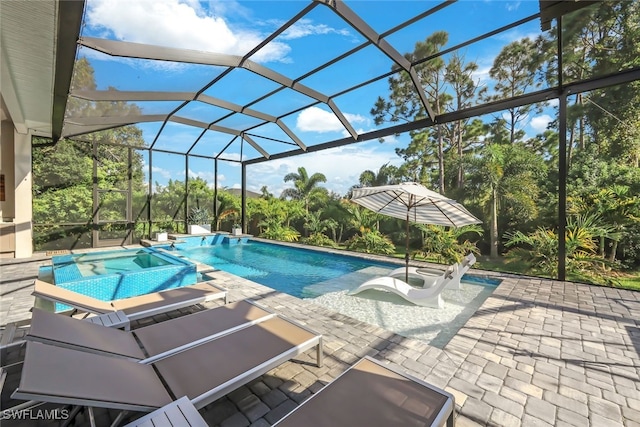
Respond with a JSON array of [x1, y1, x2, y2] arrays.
[[49, 0, 640, 280]]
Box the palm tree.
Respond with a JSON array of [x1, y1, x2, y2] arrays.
[[569, 185, 640, 261], [467, 143, 545, 258], [346, 163, 400, 198], [504, 214, 617, 284], [281, 167, 327, 213], [358, 163, 399, 187], [212, 192, 239, 230]]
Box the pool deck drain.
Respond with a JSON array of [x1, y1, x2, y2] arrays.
[[1, 247, 639, 426]]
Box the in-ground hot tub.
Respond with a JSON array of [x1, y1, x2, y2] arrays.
[[49, 248, 197, 310]]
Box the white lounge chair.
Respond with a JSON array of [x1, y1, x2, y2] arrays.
[[348, 253, 476, 308], [387, 253, 476, 290]]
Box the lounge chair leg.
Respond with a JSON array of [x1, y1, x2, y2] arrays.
[[110, 410, 129, 427], [61, 406, 83, 427], [447, 412, 454, 427], [317, 338, 323, 367], [87, 407, 97, 427]]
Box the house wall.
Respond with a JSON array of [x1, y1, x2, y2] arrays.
[[0, 116, 33, 258]]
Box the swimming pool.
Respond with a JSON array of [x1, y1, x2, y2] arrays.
[[168, 239, 502, 347], [167, 241, 398, 297], [167, 240, 500, 298]]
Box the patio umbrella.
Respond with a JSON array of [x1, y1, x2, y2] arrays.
[[350, 182, 481, 283]]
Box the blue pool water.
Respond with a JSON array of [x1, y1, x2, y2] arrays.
[[52, 249, 176, 282], [45, 248, 196, 310], [169, 241, 501, 298]]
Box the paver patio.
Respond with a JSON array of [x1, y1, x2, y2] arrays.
[[1, 251, 639, 426]]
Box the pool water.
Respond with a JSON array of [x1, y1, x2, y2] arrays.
[[68, 250, 173, 277], [171, 241, 501, 297], [46, 248, 197, 310], [170, 241, 400, 297]]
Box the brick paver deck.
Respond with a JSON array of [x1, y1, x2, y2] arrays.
[[1, 251, 639, 426]]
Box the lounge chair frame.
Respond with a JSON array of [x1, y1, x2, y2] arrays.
[[32, 279, 228, 320], [122, 396, 207, 427]]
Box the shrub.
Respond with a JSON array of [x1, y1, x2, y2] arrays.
[[345, 230, 395, 254]]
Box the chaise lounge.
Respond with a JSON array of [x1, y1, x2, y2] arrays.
[[32, 279, 228, 323], [275, 356, 454, 426], [26, 300, 276, 361], [11, 315, 323, 424], [348, 254, 476, 308], [386, 253, 476, 290], [124, 357, 455, 427]]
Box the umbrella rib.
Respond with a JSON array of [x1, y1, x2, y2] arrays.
[[360, 190, 411, 212]]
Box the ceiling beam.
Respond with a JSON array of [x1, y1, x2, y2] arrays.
[[245, 66, 640, 165], [316, 0, 436, 122], [52, 0, 85, 141]]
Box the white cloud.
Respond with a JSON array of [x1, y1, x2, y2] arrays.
[[86, 0, 289, 63], [296, 107, 369, 133], [505, 1, 521, 12], [151, 166, 172, 179], [530, 114, 552, 133], [281, 19, 350, 40], [246, 142, 402, 197]]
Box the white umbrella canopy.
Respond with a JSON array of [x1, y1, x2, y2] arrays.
[[351, 182, 481, 282]]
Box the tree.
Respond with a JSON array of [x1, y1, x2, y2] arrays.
[[484, 37, 544, 144], [33, 57, 149, 248], [466, 143, 546, 257], [281, 167, 328, 213], [443, 52, 484, 188], [371, 32, 451, 192], [504, 214, 617, 284], [414, 224, 483, 265], [213, 191, 239, 231], [569, 185, 640, 262], [358, 162, 399, 187]]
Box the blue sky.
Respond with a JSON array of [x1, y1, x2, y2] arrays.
[[77, 0, 553, 197]]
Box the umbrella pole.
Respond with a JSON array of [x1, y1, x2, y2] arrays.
[[405, 210, 410, 283]]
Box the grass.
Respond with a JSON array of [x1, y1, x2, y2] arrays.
[[615, 274, 640, 291], [330, 243, 640, 291], [391, 246, 640, 291]]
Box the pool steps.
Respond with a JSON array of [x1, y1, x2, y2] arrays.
[[141, 232, 252, 249]]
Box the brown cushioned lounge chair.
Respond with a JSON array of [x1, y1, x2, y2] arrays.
[[11, 316, 323, 422], [32, 279, 228, 321], [122, 356, 455, 427], [26, 300, 276, 361], [274, 356, 455, 427]]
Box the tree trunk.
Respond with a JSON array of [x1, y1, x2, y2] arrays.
[[457, 120, 464, 189], [609, 240, 618, 262], [491, 187, 499, 258], [438, 124, 445, 193], [567, 124, 575, 170], [510, 110, 516, 144]]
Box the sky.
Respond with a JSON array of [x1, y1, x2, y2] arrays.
[[77, 0, 553, 197]]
